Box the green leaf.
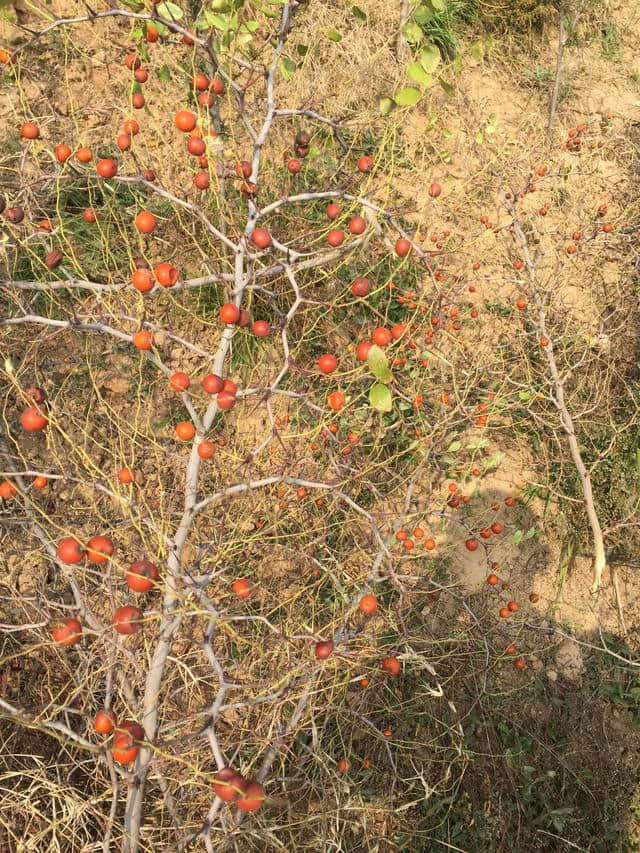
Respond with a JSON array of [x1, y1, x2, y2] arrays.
[[523, 527, 537, 540], [242, 19, 260, 31], [395, 86, 421, 106], [325, 29, 342, 42], [370, 383, 393, 412], [307, 144, 321, 158], [419, 43, 441, 72], [352, 4, 367, 21], [280, 57, 296, 80], [469, 39, 484, 60], [475, 130, 484, 144], [437, 76, 455, 96], [512, 530, 523, 545], [447, 440, 462, 453], [430, 0, 445, 10], [131, 26, 144, 41], [296, 44, 308, 56], [401, 21, 423, 43], [378, 96, 396, 116], [367, 345, 392, 384], [206, 10, 230, 29], [414, 4, 434, 23], [156, 1, 183, 19], [157, 64, 172, 82], [518, 390, 532, 402], [407, 62, 432, 85]]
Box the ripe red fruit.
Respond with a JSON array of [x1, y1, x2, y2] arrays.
[[235, 161, 252, 179], [465, 538, 479, 552], [395, 238, 411, 257], [287, 158, 301, 174], [351, 277, 370, 297], [87, 535, 115, 564], [133, 330, 153, 350], [359, 594, 377, 615], [491, 521, 504, 535], [326, 202, 341, 219], [252, 320, 270, 337], [220, 303, 241, 325], [20, 407, 48, 431], [327, 229, 344, 247], [356, 155, 373, 172], [135, 211, 156, 234], [507, 600, 519, 612], [318, 354, 338, 374], [75, 147, 92, 163], [356, 340, 372, 361], [327, 391, 345, 412], [146, 24, 158, 42], [57, 537, 85, 564], [187, 136, 206, 156], [391, 323, 406, 340], [211, 77, 225, 94], [174, 110, 197, 132], [33, 476, 48, 489], [25, 386, 46, 405], [232, 578, 251, 599], [112, 605, 143, 635], [514, 657, 527, 670], [487, 574, 499, 586], [112, 721, 144, 764], [170, 371, 190, 392], [124, 53, 141, 70], [197, 440, 215, 460], [194, 72, 209, 91], [131, 269, 154, 292], [217, 390, 236, 410], [117, 133, 131, 151], [118, 467, 134, 484], [54, 143, 71, 163], [126, 559, 159, 593], [0, 481, 17, 500], [94, 710, 117, 734], [194, 171, 210, 190], [238, 308, 250, 328], [96, 157, 118, 179], [251, 228, 272, 249], [236, 780, 265, 813], [51, 618, 82, 647], [315, 640, 334, 659], [372, 327, 391, 347], [21, 122, 40, 140], [348, 216, 366, 235], [176, 421, 196, 440], [154, 263, 178, 287], [214, 768, 243, 803], [428, 182, 442, 198], [123, 119, 139, 135], [381, 655, 401, 676], [203, 374, 224, 394], [499, 607, 510, 618], [337, 758, 351, 773]]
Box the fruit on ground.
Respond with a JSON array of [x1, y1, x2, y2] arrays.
[[327, 391, 345, 412], [359, 594, 378, 615], [232, 578, 251, 599]]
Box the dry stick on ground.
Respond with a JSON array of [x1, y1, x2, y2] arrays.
[[507, 201, 607, 593]]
